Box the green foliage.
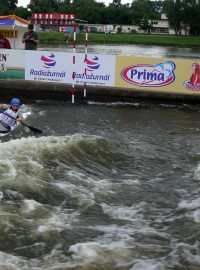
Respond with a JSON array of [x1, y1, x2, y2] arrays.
[[130, 0, 161, 25], [29, 0, 59, 13], [0, 0, 18, 15], [14, 7, 31, 20], [112, 0, 121, 8], [164, 0, 200, 35], [0, 3, 9, 15], [139, 17, 153, 33], [0, 0, 18, 10], [164, 0, 183, 34]]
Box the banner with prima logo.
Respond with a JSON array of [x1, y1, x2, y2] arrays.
[[116, 56, 200, 94]]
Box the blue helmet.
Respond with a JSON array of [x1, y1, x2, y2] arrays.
[[10, 98, 21, 107]]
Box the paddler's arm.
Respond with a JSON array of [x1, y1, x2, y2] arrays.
[[16, 117, 26, 125], [0, 104, 8, 110]]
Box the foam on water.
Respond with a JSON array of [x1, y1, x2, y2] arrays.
[[130, 260, 164, 270], [63, 200, 172, 269], [22, 199, 42, 213], [178, 197, 200, 223], [193, 163, 200, 180], [55, 181, 95, 209], [0, 251, 27, 270], [68, 240, 133, 269], [37, 207, 80, 233], [0, 134, 104, 182], [101, 202, 145, 222], [0, 108, 200, 270]]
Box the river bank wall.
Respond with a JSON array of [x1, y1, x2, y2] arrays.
[[0, 79, 200, 104]]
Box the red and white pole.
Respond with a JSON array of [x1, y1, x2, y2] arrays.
[[72, 23, 77, 103], [84, 23, 88, 98]]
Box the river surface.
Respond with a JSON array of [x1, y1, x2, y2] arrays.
[[0, 45, 200, 270], [0, 100, 200, 270], [38, 43, 200, 60]]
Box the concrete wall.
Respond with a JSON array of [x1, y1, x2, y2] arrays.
[[0, 79, 200, 104]]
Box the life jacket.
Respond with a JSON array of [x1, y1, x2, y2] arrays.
[[0, 106, 19, 127]]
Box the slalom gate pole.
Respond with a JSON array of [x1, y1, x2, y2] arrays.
[[84, 23, 88, 98], [72, 22, 76, 104]]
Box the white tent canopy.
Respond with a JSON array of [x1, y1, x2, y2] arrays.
[[0, 15, 29, 49]]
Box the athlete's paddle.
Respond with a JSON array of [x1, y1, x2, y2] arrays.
[[21, 123, 43, 133]]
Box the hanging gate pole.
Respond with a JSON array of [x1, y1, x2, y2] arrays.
[[84, 23, 88, 98], [72, 23, 76, 104], [71, 20, 88, 103]]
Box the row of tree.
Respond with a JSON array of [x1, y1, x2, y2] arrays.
[[0, 0, 199, 35]]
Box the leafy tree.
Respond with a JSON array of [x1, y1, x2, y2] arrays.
[[102, 3, 131, 24], [0, 0, 18, 10], [103, 6, 120, 24], [0, 3, 9, 15], [163, 0, 195, 35], [57, 0, 71, 12], [29, 0, 38, 9], [112, 0, 121, 8], [164, 0, 183, 34], [116, 5, 132, 24], [29, 0, 58, 12], [14, 7, 31, 20], [9, 0, 18, 10], [181, 0, 200, 35], [0, 0, 18, 12], [139, 17, 153, 33], [190, 3, 200, 34], [151, 0, 164, 15], [130, 0, 160, 25], [69, 0, 105, 23]]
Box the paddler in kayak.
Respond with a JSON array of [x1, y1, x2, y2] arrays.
[[0, 98, 26, 133]]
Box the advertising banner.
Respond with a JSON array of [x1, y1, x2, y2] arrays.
[[25, 51, 71, 83], [116, 56, 200, 94], [69, 53, 116, 87], [0, 49, 24, 79], [25, 51, 116, 86], [2, 49, 200, 96]]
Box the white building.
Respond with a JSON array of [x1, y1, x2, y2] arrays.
[[88, 14, 189, 35], [115, 25, 143, 34], [88, 24, 143, 34], [149, 14, 189, 35]]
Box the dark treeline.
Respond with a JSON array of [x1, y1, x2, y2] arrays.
[[0, 0, 199, 35]]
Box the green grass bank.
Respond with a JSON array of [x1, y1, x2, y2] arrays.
[[39, 31, 200, 48]]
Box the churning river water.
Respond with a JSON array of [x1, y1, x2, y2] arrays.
[[0, 45, 200, 269], [0, 100, 200, 270]]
